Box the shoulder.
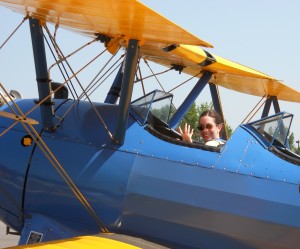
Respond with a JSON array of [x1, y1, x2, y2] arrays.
[[205, 138, 225, 147]]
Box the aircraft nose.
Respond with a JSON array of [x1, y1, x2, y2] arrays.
[[0, 165, 24, 232], [0, 130, 33, 233]]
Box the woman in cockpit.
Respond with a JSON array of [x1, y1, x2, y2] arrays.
[[178, 110, 225, 146]]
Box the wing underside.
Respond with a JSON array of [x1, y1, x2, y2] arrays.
[[1, 0, 300, 102]]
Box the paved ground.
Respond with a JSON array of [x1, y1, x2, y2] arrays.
[[0, 221, 19, 248]]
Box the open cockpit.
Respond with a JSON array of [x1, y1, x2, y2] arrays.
[[244, 112, 300, 165]]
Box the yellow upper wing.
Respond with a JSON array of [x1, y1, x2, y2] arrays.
[[0, 0, 212, 47], [1, 0, 300, 102]]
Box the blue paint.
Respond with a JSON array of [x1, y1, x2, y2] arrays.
[[1, 97, 300, 248]]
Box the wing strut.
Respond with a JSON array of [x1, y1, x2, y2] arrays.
[[105, 62, 123, 104], [261, 96, 281, 118], [29, 17, 55, 132], [169, 71, 213, 129], [209, 83, 227, 140], [113, 39, 139, 145]]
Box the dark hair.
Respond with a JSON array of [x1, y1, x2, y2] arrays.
[[199, 110, 223, 133]]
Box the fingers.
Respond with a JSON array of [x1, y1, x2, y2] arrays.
[[179, 123, 192, 134], [178, 125, 183, 135], [184, 123, 188, 133], [190, 128, 194, 137], [184, 123, 193, 134], [178, 123, 193, 143]]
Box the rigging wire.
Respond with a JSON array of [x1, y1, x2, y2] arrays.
[[44, 25, 100, 99], [168, 71, 201, 93], [53, 21, 62, 60], [0, 49, 105, 137], [45, 37, 124, 137], [0, 15, 28, 50], [43, 26, 115, 139], [240, 95, 266, 124], [43, 31, 76, 99], [0, 84, 109, 233], [84, 58, 123, 100], [80, 42, 123, 100], [137, 60, 146, 96], [53, 58, 123, 131], [142, 59, 169, 92], [44, 23, 79, 98]]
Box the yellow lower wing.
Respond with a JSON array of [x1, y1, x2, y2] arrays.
[[9, 236, 140, 249], [9, 234, 170, 249], [141, 43, 300, 103]]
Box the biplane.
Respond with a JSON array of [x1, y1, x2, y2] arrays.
[[0, 1, 300, 249]]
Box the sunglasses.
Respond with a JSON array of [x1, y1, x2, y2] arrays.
[[197, 123, 214, 131]]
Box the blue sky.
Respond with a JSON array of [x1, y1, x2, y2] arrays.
[[1, 0, 300, 141]]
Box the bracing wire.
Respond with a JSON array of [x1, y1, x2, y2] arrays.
[[240, 95, 266, 124], [44, 25, 100, 99], [83, 58, 123, 100], [0, 84, 109, 233], [137, 62, 146, 96], [43, 25, 115, 139], [142, 59, 168, 92], [0, 50, 105, 137], [43, 33, 76, 99], [168, 72, 201, 93], [0, 15, 28, 50]]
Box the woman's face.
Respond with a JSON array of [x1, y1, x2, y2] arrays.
[[198, 115, 222, 142]]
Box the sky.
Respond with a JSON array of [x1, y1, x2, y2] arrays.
[[1, 0, 300, 142]]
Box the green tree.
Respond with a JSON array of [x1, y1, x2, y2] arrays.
[[295, 142, 300, 155], [225, 123, 233, 138], [288, 133, 300, 155], [288, 132, 296, 151], [152, 104, 172, 123]]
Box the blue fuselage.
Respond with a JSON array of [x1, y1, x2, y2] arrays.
[[1, 99, 300, 249]]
